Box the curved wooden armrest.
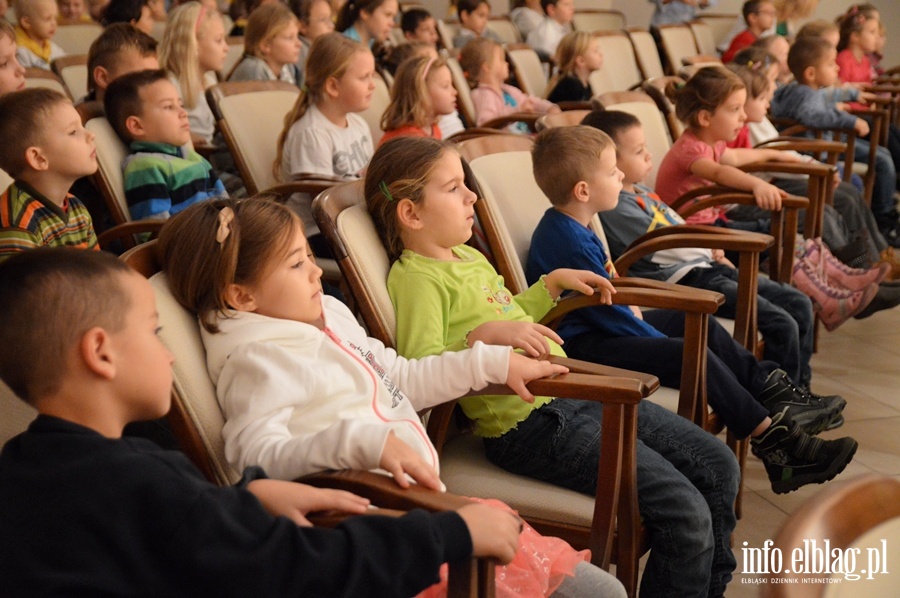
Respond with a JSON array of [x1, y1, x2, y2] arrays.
[[864, 84, 900, 95], [754, 138, 847, 155], [446, 128, 507, 142], [672, 185, 808, 215], [557, 101, 594, 111], [480, 112, 542, 131], [671, 184, 748, 206], [847, 107, 888, 118], [857, 96, 896, 108], [307, 507, 407, 528], [545, 355, 660, 390], [97, 220, 165, 250], [299, 470, 474, 511], [462, 370, 650, 404], [739, 160, 835, 178]]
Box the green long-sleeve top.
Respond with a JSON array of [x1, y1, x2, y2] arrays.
[[389, 245, 561, 437]]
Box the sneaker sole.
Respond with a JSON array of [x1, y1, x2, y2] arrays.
[[771, 439, 858, 495]]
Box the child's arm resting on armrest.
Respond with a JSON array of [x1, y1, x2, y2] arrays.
[[691, 156, 787, 211]]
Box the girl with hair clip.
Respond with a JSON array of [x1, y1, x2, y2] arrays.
[[371, 135, 744, 597], [378, 54, 457, 146], [337, 0, 398, 48], [159, 196, 625, 598], [545, 31, 602, 104], [290, 0, 335, 72], [229, 2, 302, 86], [159, 1, 229, 147], [273, 32, 374, 257], [459, 37, 559, 131], [0, 21, 26, 96]]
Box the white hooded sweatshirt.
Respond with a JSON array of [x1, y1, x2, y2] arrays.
[[203, 296, 511, 482]]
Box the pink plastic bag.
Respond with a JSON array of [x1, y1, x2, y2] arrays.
[[417, 497, 591, 598]]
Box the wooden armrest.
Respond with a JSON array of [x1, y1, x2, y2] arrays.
[[97, 220, 165, 251], [462, 370, 650, 404], [480, 112, 543, 131], [258, 180, 339, 201], [545, 355, 660, 390], [672, 185, 808, 212], [847, 107, 888, 117], [299, 470, 474, 511], [754, 138, 847, 155], [864, 84, 900, 94], [307, 507, 407, 528], [557, 101, 593, 111], [682, 54, 720, 66], [739, 160, 835, 178]]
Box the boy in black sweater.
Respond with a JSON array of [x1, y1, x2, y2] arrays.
[[0, 248, 520, 597]]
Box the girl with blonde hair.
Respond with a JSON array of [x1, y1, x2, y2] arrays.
[[229, 2, 302, 86], [378, 54, 456, 145], [546, 31, 601, 103]]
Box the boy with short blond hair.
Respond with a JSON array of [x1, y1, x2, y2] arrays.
[[526, 0, 573, 58], [0, 247, 522, 595], [0, 88, 98, 261], [104, 68, 226, 221], [14, 0, 66, 70]]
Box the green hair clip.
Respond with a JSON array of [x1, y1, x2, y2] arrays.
[[379, 180, 394, 202]]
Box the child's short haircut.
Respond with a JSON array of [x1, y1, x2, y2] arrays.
[[458, 37, 500, 87], [0, 248, 132, 404], [400, 7, 432, 35], [245, 2, 298, 57], [532, 126, 614, 206], [290, 0, 327, 24], [539, 0, 558, 13], [365, 136, 452, 261], [580, 109, 640, 147], [727, 62, 770, 98], [742, 0, 766, 24], [0, 88, 70, 178], [104, 68, 169, 144], [336, 0, 391, 33], [787, 36, 831, 84], [13, 0, 49, 21], [86, 23, 158, 94], [795, 19, 839, 43], [456, 0, 487, 19], [664, 66, 745, 129], [383, 41, 431, 76], [101, 0, 146, 27]]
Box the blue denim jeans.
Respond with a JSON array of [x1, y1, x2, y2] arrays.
[[679, 264, 814, 387], [854, 138, 897, 219], [484, 399, 740, 597]]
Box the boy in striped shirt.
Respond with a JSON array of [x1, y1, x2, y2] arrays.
[[0, 88, 99, 262]]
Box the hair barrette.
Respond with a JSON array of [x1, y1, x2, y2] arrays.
[[300, 82, 309, 93], [216, 206, 235, 245], [421, 56, 437, 82], [379, 180, 394, 202], [676, 81, 686, 89]]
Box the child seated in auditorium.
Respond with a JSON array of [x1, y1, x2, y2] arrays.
[[400, 7, 438, 48], [0, 247, 524, 596], [13, 0, 66, 70], [84, 23, 159, 103], [0, 89, 98, 261], [291, 0, 334, 71], [510, 0, 544, 40], [526, 0, 573, 59], [379, 54, 457, 144], [0, 21, 26, 95], [453, 0, 502, 49], [57, 0, 93, 24], [159, 197, 624, 598], [752, 34, 791, 84], [337, 0, 398, 48], [105, 69, 226, 221], [722, 0, 777, 63], [229, 2, 302, 86], [460, 37, 559, 130], [525, 124, 855, 491], [546, 31, 602, 103], [101, 0, 155, 35], [372, 134, 740, 597]]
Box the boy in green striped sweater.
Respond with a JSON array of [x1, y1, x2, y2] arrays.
[[104, 69, 227, 222], [0, 88, 99, 262]]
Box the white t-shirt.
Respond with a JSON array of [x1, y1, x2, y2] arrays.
[[280, 104, 374, 236], [526, 18, 570, 58]]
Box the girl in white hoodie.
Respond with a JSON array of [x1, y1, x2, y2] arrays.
[[158, 197, 627, 598]]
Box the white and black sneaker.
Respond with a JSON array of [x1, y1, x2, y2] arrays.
[[757, 369, 845, 435]]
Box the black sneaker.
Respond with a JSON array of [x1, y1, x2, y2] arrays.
[[757, 370, 845, 435], [751, 409, 858, 494]]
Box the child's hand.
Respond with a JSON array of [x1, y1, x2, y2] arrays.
[[854, 118, 870, 137], [546, 104, 562, 114], [467, 321, 564, 357], [456, 503, 522, 564], [379, 431, 442, 491], [835, 101, 849, 112], [519, 97, 536, 112], [858, 91, 877, 104], [544, 269, 616, 302], [505, 352, 569, 403], [751, 180, 786, 211], [246, 480, 371, 527], [712, 249, 735, 268]]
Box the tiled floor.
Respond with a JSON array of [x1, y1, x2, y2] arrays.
[[726, 307, 900, 597]]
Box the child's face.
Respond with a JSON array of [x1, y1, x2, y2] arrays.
[[111, 272, 174, 423], [132, 80, 191, 146], [614, 125, 653, 187], [809, 47, 839, 88], [854, 18, 880, 55], [406, 16, 438, 47], [579, 38, 603, 73], [706, 88, 747, 142], [744, 83, 773, 124], [484, 44, 508, 83], [22, 0, 59, 42], [261, 21, 302, 68], [584, 145, 623, 212], [751, 2, 776, 32], [299, 0, 334, 40], [88, 0, 109, 21], [410, 150, 478, 252], [461, 2, 490, 36], [768, 36, 790, 80], [35, 101, 97, 179], [146, 0, 166, 22], [132, 4, 155, 35], [57, 0, 85, 21], [548, 0, 574, 26], [359, 0, 398, 44], [197, 15, 229, 73], [331, 50, 375, 113], [427, 64, 457, 117], [242, 226, 325, 325], [0, 35, 26, 95]]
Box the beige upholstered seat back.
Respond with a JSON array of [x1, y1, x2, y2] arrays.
[[627, 28, 664, 79], [86, 116, 131, 223], [657, 24, 700, 72], [223, 37, 245, 79], [436, 19, 460, 51], [209, 85, 299, 194], [53, 56, 88, 101], [358, 72, 391, 147], [507, 47, 547, 98], [0, 169, 11, 194], [53, 23, 103, 55], [689, 20, 718, 56], [486, 18, 522, 44], [604, 100, 672, 188], [447, 57, 476, 127], [0, 381, 38, 447], [573, 0, 612, 9], [149, 272, 240, 486], [24, 69, 69, 98], [591, 33, 642, 95], [572, 10, 626, 33]]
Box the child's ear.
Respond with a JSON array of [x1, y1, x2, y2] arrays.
[[258, 39, 272, 58], [395, 198, 424, 230], [801, 65, 816, 85], [125, 115, 145, 140], [323, 75, 340, 99], [223, 283, 258, 313], [93, 65, 111, 91], [572, 180, 590, 204], [697, 108, 712, 128], [79, 327, 117, 380], [24, 146, 50, 172]]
